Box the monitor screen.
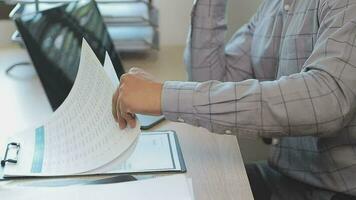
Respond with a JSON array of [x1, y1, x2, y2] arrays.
[[15, 0, 125, 110]]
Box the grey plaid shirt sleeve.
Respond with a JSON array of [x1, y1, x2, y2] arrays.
[[162, 0, 356, 138], [184, 0, 265, 82]]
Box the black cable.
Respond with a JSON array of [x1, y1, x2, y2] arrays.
[[5, 62, 32, 75]]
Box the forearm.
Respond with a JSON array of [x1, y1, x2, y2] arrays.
[[162, 68, 356, 138]]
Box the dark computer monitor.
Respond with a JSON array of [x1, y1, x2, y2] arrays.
[[14, 0, 125, 110]]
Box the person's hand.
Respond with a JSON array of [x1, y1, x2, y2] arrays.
[[112, 67, 163, 129]]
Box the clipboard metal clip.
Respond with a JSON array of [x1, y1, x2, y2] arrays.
[[1, 142, 20, 167]]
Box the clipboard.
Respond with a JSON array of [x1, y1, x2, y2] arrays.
[[1, 143, 20, 167], [1, 130, 186, 179]]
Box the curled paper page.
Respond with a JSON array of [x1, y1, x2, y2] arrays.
[[4, 39, 140, 177], [103, 52, 120, 87]]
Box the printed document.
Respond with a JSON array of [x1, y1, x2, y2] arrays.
[[3, 39, 140, 177]]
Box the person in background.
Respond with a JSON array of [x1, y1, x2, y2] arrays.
[[112, 0, 356, 199]]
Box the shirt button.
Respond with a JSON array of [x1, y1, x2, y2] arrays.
[[177, 117, 185, 123], [272, 138, 280, 145], [225, 129, 232, 134], [284, 4, 291, 11]]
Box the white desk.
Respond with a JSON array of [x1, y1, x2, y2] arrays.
[[0, 45, 254, 200]]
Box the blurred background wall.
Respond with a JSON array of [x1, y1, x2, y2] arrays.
[[154, 0, 262, 46], [1, 0, 262, 46]]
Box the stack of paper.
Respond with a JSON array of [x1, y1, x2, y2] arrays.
[[0, 175, 195, 200], [3, 39, 140, 177]]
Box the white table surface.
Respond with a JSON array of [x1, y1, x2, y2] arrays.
[[0, 44, 254, 200]]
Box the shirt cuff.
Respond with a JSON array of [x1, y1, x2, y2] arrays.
[[161, 81, 198, 124]]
